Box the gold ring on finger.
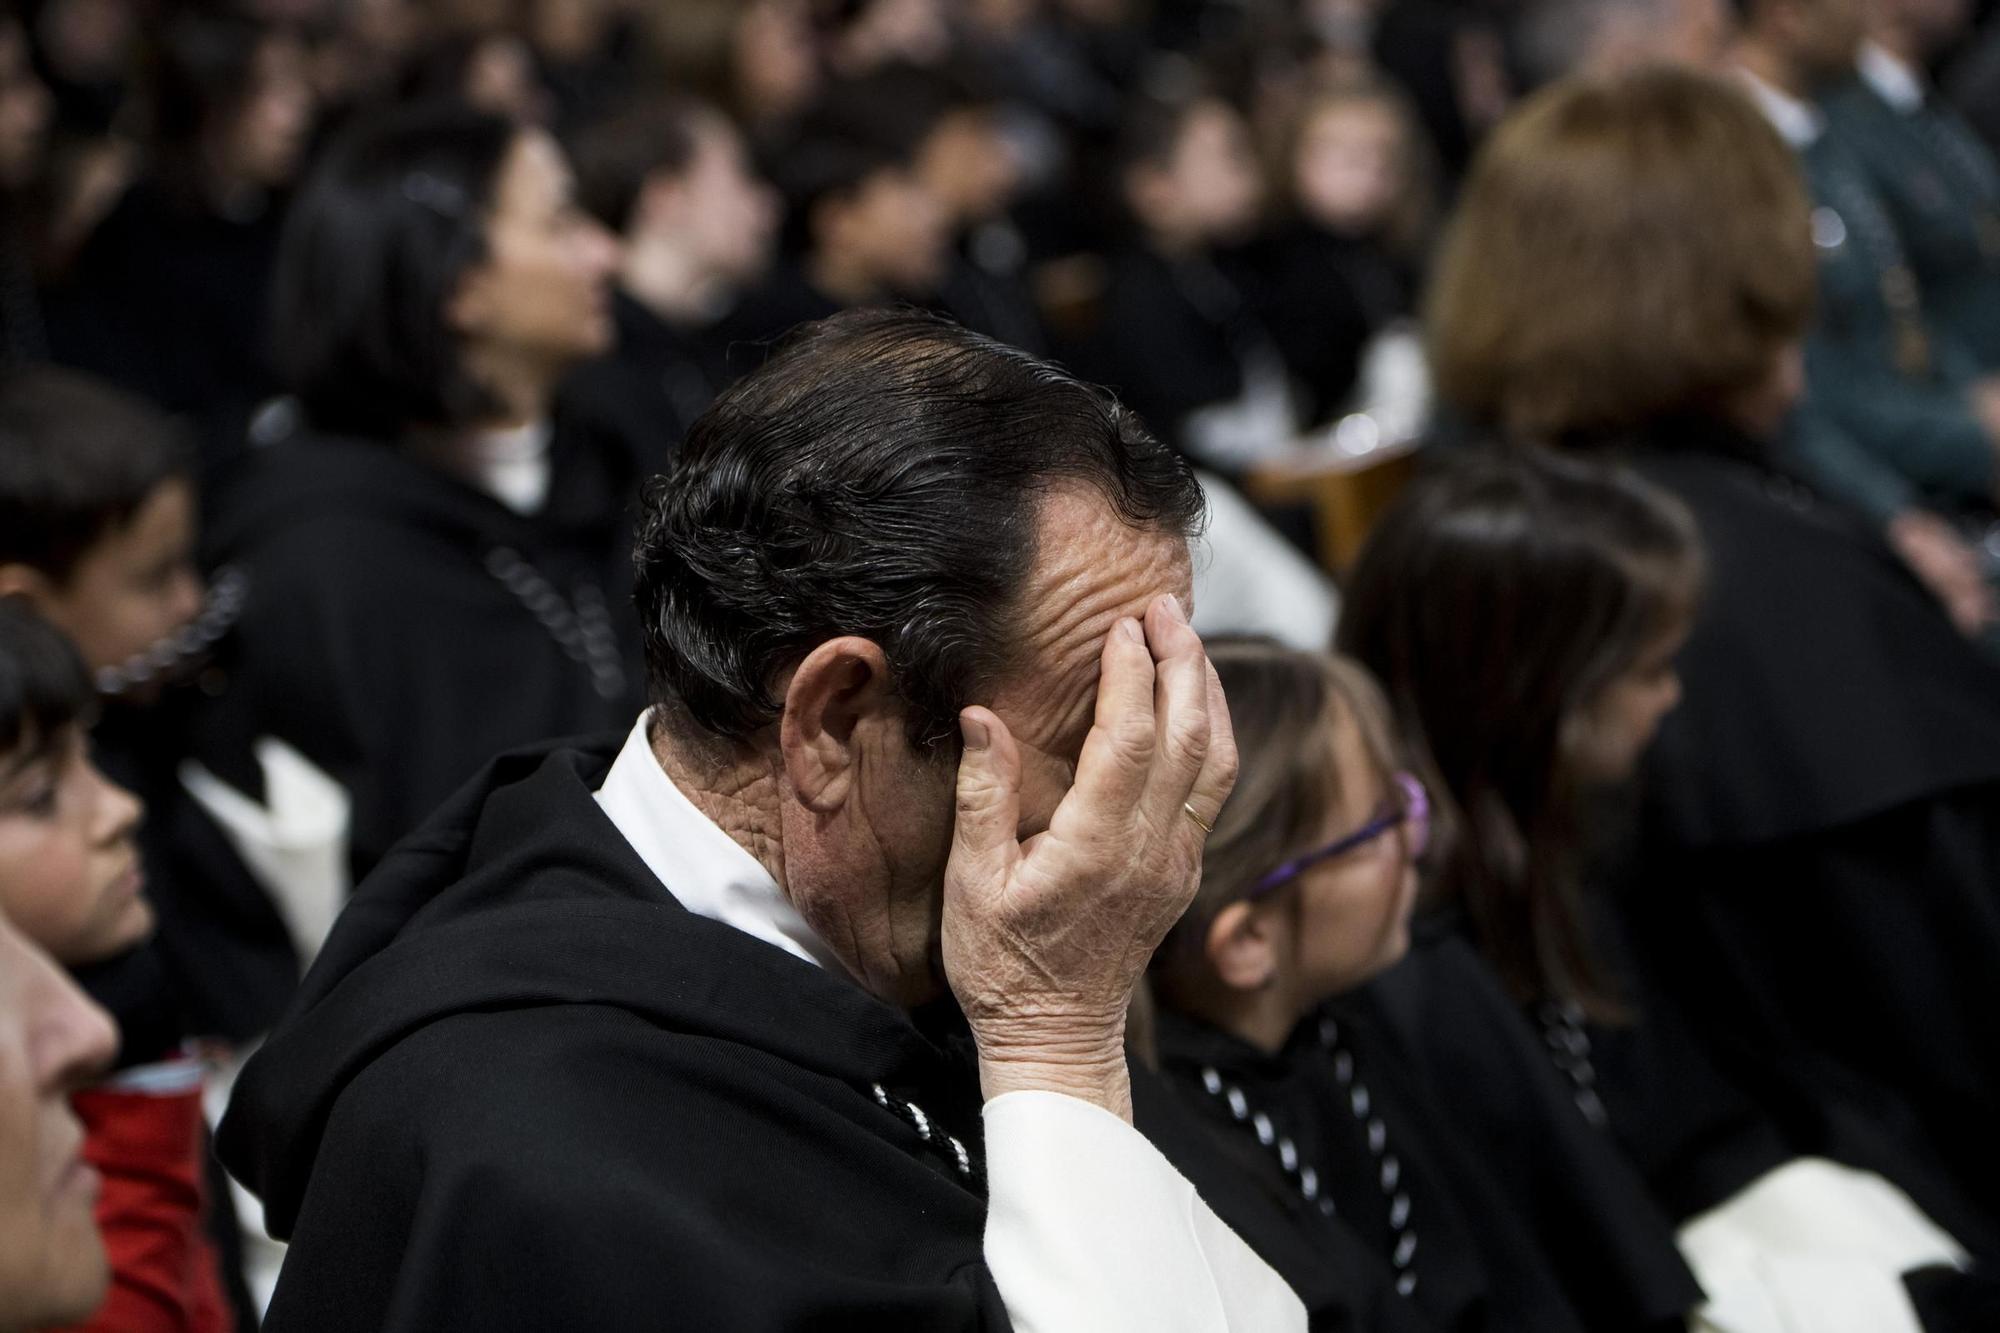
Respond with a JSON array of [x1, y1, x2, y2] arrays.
[[1182, 802, 1214, 835]]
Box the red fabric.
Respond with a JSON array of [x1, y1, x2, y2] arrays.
[[52, 1061, 234, 1333]]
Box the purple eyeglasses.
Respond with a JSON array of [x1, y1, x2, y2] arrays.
[[1247, 772, 1430, 898]]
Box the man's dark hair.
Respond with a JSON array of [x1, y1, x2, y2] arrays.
[[568, 94, 709, 233], [634, 308, 1207, 751], [270, 102, 518, 438], [0, 367, 188, 583], [0, 600, 92, 770]]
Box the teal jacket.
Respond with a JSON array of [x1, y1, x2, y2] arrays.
[[1796, 127, 1996, 507], [1824, 65, 2000, 372]]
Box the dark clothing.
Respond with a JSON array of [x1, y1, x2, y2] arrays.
[[1149, 1004, 1697, 1332], [1131, 1062, 1432, 1333], [1612, 418, 2000, 1223], [218, 738, 1014, 1332], [45, 179, 287, 471], [196, 430, 643, 879], [1824, 73, 2000, 370], [718, 262, 852, 378], [1088, 247, 1289, 467], [938, 224, 1050, 357], [1793, 130, 1994, 507], [557, 289, 734, 477], [1254, 225, 1411, 427], [77, 691, 299, 1055]]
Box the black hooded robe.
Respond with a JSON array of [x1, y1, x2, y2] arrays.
[[219, 739, 1024, 1329]]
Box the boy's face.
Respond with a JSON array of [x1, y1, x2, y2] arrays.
[[37, 478, 203, 677], [0, 725, 147, 966]]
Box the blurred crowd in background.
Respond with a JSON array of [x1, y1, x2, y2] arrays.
[[8, 0, 2000, 1329]]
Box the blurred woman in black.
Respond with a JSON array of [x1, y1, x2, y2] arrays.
[[197, 102, 638, 879]]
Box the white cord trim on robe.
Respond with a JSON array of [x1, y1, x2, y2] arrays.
[[1680, 1156, 1966, 1333]]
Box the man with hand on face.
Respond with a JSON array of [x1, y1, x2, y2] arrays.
[[219, 308, 1305, 1332]]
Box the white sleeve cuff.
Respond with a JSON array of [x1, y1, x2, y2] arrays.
[[982, 1090, 1306, 1333], [1679, 1157, 1966, 1333]]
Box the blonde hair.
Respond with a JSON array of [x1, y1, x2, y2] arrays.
[[1426, 65, 1814, 441]]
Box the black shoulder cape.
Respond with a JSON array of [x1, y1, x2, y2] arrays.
[[219, 738, 1011, 1331], [1614, 422, 2000, 1223], [1348, 937, 1704, 1332], [195, 434, 643, 877]]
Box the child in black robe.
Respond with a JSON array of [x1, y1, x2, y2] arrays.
[[1141, 638, 1701, 1332], [1088, 91, 1298, 474], [1341, 448, 2000, 1331], [1256, 73, 1434, 430]]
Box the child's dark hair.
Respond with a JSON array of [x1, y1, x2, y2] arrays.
[[0, 367, 189, 583], [1339, 446, 1703, 1019], [0, 600, 92, 770]]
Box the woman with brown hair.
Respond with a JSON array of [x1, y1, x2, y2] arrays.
[[1423, 63, 2000, 1269], [1138, 638, 1703, 1332]]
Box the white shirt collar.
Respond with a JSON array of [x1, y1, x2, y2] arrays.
[[594, 711, 851, 978], [1857, 40, 1925, 114], [1736, 66, 1825, 148], [461, 419, 554, 514]]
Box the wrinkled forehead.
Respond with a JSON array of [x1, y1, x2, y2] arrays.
[[988, 487, 1194, 759]]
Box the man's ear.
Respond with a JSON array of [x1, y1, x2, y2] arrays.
[[779, 636, 898, 813], [0, 563, 52, 607], [1204, 899, 1282, 993]]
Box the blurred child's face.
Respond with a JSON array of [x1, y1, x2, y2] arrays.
[[917, 108, 1023, 227], [826, 167, 950, 296], [0, 22, 50, 192], [226, 33, 315, 189], [0, 911, 116, 1331], [1294, 100, 1403, 236], [1162, 102, 1264, 244], [656, 119, 779, 289], [0, 725, 147, 966], [35, 478, 202, 677], [1290, 720, 1420, 1001], [1569, 620, 1690, 785]]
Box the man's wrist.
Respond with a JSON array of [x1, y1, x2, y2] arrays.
[[977, 1054, 1134, 1122], [973, 1020, 1133, 1121]]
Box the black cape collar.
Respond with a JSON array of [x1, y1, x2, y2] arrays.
[[220, 738, 976, 1234]]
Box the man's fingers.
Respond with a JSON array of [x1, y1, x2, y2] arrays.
[[1141, 599, 1211, 821], [1181, 654, 1238, 839], [950, 706, 1024, 894], [1066, 617, 1157, 822]]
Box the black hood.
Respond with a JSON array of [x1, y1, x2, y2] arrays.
[[204, 424, 643, 564], [217, 738, 971, 1237], [204, 433, 539, 564]]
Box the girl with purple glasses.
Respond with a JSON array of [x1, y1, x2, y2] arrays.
[[1136, 637, 1702, 1332]]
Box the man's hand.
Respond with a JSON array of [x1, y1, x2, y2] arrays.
[[1887, 509, 1998, 638], [941, 594, 1237, 1123]]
